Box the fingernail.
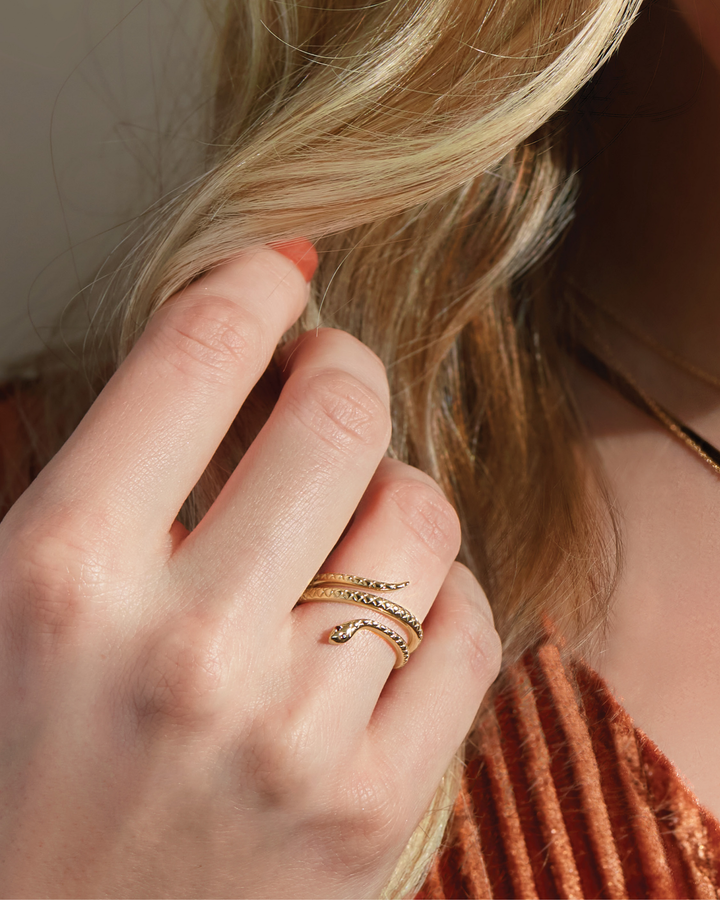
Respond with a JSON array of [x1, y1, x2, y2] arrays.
[[270, 239, 318, 283]]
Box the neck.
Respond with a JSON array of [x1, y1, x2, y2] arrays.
[[562, 3, 720, 824]]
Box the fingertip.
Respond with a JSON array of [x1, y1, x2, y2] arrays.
[[270, 239, 319, 283]]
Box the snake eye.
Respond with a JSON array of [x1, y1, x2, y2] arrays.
[[330, 626, 349, 643], [300, 579, 415, 668]]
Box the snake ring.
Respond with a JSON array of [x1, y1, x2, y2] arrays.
[[297, 573, 422, 668]]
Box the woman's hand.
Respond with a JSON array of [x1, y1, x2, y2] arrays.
[[0, 245, 501, 899]]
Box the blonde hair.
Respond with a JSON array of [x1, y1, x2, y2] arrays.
[[5, 0, 644, 894]]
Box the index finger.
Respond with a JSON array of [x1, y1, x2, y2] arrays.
[[28, 244, 316, 540]]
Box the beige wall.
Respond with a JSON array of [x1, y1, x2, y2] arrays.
[[0, 0, 213, 372]]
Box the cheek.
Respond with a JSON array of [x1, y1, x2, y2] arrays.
[[675, 0, 720, 71]]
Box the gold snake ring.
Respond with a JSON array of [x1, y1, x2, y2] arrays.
[[297, 573, 422, 668]]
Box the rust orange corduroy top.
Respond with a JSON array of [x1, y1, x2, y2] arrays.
[[418, 639, 720, 900], [1, 388, 718, 900]]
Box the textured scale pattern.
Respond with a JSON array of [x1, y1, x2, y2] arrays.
[[300, 574, 419, 665], [330, 618, 410, 667], [300, 586, 423, 649], [310, 574, 410, 592]]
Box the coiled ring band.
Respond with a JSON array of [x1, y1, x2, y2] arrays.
[[297, 573, 422, 668]]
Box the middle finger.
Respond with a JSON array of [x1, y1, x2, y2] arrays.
[[176, 329, 392, 624]]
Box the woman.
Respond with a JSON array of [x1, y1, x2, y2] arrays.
[[0, 0, 716, 895]]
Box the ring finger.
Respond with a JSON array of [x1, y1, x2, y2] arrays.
[[291, 457, 462, 731]]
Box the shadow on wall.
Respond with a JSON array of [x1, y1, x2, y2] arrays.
[[0, 0, 216, 374]]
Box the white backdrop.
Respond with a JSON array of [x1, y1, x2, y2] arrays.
[[0, 0, 214, 372]]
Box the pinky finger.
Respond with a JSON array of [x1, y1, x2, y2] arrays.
[[367, 563, 502, 813]]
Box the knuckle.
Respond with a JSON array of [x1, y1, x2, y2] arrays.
[[22, 585, 86, 639], [13, 580, 87, 644], [386, 480, 461, 558], [154, 295, 268, 385], [288, 369, 391, 456], [457, 596, 503, 685], [133, 615, 231, 732], [291, 330, 390, 402], [331, 333, 390, 396], [328, 770, 405, 876], [241, 707, 318, 808], [4, 518, 113, 644]]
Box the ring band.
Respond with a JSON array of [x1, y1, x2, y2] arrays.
[[299, 587, 423, 652], [329, 619, 409, 668], [309, 574, 410, 592], [297, 573, 421, 668]]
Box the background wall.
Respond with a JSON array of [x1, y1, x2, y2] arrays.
[[0, 0, 215, 373]]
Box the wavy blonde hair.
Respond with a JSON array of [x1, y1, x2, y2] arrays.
[[4, 0, 643, 895]]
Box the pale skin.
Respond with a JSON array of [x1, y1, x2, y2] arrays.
[[0, 245, 501, 897], [570, 0, 720, 822], [4, 1, 719, 893]]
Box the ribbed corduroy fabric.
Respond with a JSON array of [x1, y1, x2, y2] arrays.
[[418, 640, 720, 900]]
